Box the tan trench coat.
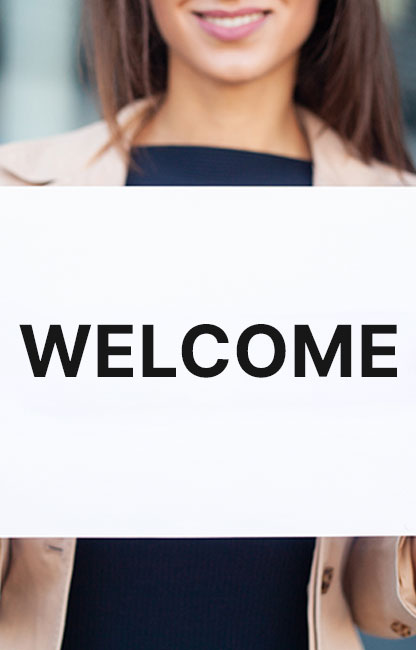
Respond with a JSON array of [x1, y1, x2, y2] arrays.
[[0, 99, 416, 650]]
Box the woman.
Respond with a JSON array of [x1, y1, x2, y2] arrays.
[[0, 1, 415, 649]]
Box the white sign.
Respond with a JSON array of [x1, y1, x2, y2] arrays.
[[0, 187, 415, 536]]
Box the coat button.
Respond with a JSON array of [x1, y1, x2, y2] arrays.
[[321, 566, 334, 594], [391, 621, 412, 638]]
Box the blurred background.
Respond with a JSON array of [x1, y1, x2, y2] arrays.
[[0, 1, 415, 647]]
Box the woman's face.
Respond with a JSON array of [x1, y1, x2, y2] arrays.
[[149, 0, 320, 84]]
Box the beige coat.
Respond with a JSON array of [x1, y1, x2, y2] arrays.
[[0, 99, 416, 650]]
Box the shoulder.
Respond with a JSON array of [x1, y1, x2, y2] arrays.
[[345, 155, 416, 187], [0, 118, 113, 186], [0, 100, 149, 186], [298, 107, 416, 187]]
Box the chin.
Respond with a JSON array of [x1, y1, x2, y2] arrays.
[[203, 59, 272, 85]]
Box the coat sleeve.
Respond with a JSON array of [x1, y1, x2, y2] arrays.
[[343, 537, 416, 640]]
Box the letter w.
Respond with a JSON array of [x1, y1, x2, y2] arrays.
[[20, 325, 91, 377]]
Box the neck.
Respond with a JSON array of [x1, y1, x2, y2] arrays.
[[138, 54, 311, 160]]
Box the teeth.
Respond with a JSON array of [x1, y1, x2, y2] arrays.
[[202, 12, 264, 28]]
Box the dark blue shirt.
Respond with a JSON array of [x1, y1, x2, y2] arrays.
[[125, 145, 313, 186], [62, 146, 315, 650], [62, 537, 316, 650]]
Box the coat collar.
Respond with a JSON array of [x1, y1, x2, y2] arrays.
[[59, 101, 359, 187], [0, 98, 413, 186]]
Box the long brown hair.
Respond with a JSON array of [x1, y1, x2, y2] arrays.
[[83, 0, 415, 172]]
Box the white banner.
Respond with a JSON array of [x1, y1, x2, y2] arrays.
[[0, 187, 415, 536]]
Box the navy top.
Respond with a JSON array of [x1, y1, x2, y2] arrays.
[[125, 145, 313, 186], [62, 146, 315, 650], [62, 538, 316, 650]]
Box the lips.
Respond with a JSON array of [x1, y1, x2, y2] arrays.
[[193, 7, 271, 41]]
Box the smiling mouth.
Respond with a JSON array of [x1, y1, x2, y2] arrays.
[[194, 10, 270, 28], [192, 8, 271, 39]]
